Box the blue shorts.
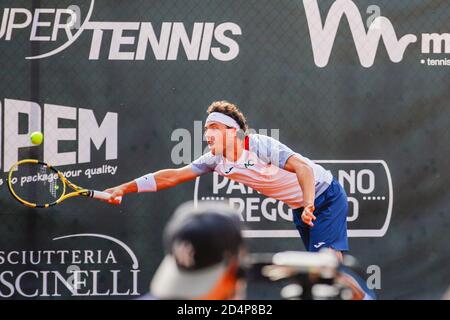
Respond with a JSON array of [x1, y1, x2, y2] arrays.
[[293, 178, 349, 252]]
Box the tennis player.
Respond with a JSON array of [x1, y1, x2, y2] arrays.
[[104, 101, 349, 258]]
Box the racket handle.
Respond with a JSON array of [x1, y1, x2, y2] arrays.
[[90, 190, 122, 205]]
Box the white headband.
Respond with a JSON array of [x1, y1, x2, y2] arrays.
[[205, 112, 240, 129]]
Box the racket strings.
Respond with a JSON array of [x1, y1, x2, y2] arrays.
[[38, 165, 58, 198]]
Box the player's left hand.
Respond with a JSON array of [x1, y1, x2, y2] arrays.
[[301, 204, 316, 227]]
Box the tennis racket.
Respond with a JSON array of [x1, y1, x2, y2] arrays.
[[7, 159, 122, 208]]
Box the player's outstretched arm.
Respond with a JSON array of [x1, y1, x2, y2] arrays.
[[103, 165, 199, 201], [152, 165, 200, 190]]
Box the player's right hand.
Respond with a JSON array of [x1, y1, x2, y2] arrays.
[[103, 186, 125, 203]]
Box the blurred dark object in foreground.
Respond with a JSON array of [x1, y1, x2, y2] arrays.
[[243, 250, 376, 300]]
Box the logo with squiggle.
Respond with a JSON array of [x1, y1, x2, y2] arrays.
[[303, 0, 450, 67]]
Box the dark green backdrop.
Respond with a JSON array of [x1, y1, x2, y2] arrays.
[[0, 0, 449, 299]]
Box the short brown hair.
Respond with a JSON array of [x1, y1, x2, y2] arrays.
[[206, 101, 248, 132]]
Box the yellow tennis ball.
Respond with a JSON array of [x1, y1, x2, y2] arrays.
[[30, 131, 44, 145]]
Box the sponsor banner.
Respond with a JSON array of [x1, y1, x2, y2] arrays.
[[0, 234, 139, 298]]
